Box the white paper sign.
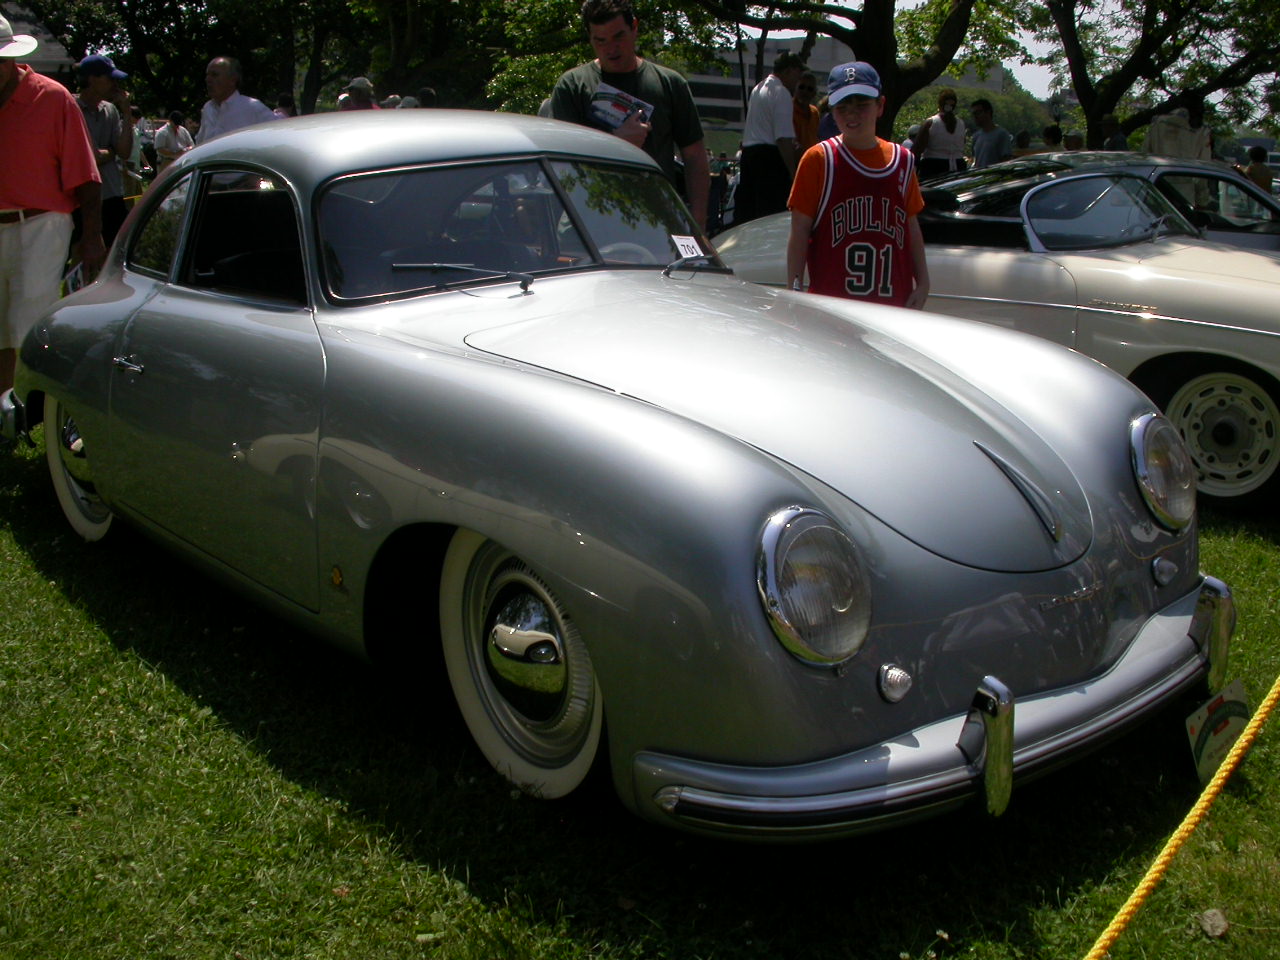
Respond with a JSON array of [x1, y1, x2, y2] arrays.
[[672, 235, 702, 259], [1185, 678, 1250, 784]]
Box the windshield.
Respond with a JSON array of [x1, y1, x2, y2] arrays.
[[318, 158, 719, 302], [1022, 174, 1199, 251]]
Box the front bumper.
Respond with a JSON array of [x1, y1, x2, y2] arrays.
[[633, 576, 1234, 840]]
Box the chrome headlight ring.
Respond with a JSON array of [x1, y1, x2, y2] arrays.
[[1131, 412, 1197, 531], [757, 506, 872, 666]]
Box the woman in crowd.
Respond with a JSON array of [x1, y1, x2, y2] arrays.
[[912, 88, 967, 179], [154, 110, 193, 172]]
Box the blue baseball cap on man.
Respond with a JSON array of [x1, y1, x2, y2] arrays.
[[827, 61, 881, 105], [78, 53, 127, 81]]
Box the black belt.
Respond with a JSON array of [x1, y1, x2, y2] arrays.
[[0, 208, 50, 224]]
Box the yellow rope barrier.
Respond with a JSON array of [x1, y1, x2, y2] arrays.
[[1082, 670, 1280, 960]]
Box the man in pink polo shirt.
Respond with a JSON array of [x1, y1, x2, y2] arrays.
[[0, 12, 102, 393]]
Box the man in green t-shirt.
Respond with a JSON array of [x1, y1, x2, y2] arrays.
[[550, 0, 709, 230]]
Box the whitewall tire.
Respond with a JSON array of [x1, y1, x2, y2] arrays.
[[44, 397, 113, 541]]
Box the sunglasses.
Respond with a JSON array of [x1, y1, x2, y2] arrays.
[[798, 85, 816, 92]]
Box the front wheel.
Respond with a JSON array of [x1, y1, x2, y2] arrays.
[[44, 397, 113, 541], [439, 529, 602, 798], [1161, 367, 1280, 504]]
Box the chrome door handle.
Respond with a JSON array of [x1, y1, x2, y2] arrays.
[[112, 355, 144, 375]]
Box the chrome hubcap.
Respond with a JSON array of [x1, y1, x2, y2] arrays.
[[52, 408, 110, 522], [463, 545, 594, 766]]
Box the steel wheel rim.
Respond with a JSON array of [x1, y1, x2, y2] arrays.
[[460, 541, 596, 767], [1166, 371, 1280, 498]]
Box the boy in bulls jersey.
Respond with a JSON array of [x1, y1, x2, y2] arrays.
[[786, 62, 929, 309]]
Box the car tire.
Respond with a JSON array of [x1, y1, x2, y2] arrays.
[[1158, 364, 1280, 504], [44, 396, 113, 541], [439, 529, 603, 798]]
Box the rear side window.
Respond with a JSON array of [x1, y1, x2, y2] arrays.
[[128, 174, 192, 278], [181, 171, 307, 304]]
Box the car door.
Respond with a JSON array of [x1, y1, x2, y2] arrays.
[[924, 246, 1079, 349], [1152, 170, 1280, 252], [109, 167, 324, 610]]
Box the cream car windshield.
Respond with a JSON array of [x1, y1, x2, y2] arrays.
[[318, 159, 718, 302], [1023, 175, 1198, 251]]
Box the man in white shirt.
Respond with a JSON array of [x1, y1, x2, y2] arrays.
[[196, 56, 277, 145], [733, 52, 805, 226]]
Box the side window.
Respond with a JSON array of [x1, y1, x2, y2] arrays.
[[1211, 179, 1276, 227], [182, 171, 307, 304], [128, 174, 192, 278], [1158, 174, 1277, 230]]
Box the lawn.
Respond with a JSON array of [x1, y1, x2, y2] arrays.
[[1, 433, 1277, 960]]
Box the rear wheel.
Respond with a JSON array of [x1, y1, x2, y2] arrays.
[[1160, 367, 1280, 504], [439, 529, 602, 798], [44, 397, 113, 541]]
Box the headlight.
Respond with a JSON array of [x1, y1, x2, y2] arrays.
[[757, 506, 872, 665], [1131, 413, 1196, 531]]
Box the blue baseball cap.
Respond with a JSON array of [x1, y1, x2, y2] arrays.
[[827, 61, 881, 105], [78, 54, 127, 81]]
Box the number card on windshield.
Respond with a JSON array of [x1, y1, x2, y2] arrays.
[[672, 235, 702, 259]]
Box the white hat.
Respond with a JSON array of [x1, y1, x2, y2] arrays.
[[0, 13, 38, 58]]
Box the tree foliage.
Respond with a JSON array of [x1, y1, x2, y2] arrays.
[[683, 0, 1028, 133], [20, 0, 1280, 143], [23, 0, 368, 115], [1029, 0, 1280, 144]]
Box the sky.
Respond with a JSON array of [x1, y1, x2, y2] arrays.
[[1010, 61, 1055, 99]]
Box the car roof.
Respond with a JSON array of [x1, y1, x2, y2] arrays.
[[920, 150, 1270, 211], [1038, 150, 1257, 177], [168, 110, 660, 190]]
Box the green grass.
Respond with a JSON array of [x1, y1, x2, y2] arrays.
[[2, 432, 1278, 959]]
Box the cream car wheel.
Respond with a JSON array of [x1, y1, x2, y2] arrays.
[[44, 397, 113, 541], [1165, 369, 1280, 501], [439, 529, 602, 798]]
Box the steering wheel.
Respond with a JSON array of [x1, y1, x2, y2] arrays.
[[598, 241, 658, 265]]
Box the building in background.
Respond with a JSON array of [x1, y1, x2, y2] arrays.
[[1, 2, 73, 77]]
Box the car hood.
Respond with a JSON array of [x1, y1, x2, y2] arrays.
[[462, 275, 1091, 572]]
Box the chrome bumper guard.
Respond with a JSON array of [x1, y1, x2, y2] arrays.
[[956, 676, 1014, 817], [640, 576, 1234, 838], [0, 388, 29, 447], [1190, 575, 1233, 693]]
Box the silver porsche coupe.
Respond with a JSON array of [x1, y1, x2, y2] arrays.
[[1, 111, 1234, 840]]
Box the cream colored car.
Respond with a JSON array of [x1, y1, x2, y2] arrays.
[[718, 166, 1280, 506]]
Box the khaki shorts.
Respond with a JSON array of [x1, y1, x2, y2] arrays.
[[0, 210, 73, 351]]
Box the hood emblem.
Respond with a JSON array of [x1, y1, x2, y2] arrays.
[[1039, 580, 1104, 611], [974, 441, 1063, 542]]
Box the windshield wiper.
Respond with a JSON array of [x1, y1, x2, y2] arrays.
[[662, 254, 713, 277], [391, 261, 534, 293], [1145, 214, 1180, 243]]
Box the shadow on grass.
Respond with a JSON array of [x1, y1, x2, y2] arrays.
[[1, 444, 1216, 959]]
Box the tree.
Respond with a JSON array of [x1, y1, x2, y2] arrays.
[[684, 0, 1028, 134], [23, 0, 370, 115], [1029, 0, 1280, 146]]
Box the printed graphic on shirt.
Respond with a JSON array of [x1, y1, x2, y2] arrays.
[[589, 83, 656, 129], [807, 139, 916, 306]]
